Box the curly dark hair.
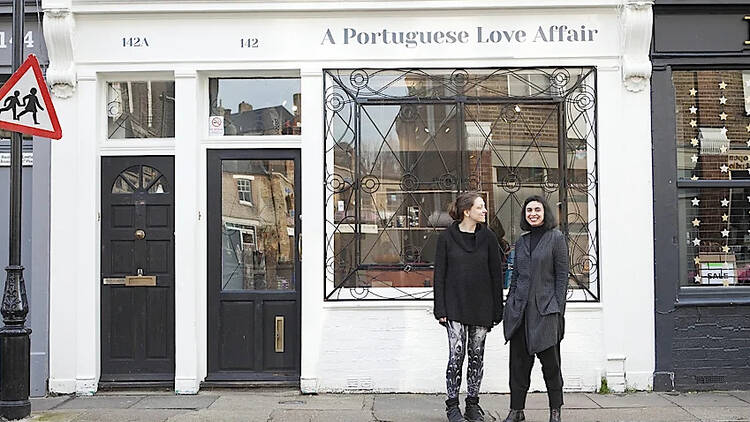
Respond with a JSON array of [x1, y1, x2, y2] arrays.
[[519, 195, 557, 231]]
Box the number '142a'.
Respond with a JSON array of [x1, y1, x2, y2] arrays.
[[123, 37, 149, 47]]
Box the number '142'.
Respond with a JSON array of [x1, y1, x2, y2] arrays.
[[0, 31, 34, 48]]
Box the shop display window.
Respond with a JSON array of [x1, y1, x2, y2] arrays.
[[324, 68, 599, 301], [107, 81, 175, 139], [673, 70, 750, 288], [208, 77, 301, 136]]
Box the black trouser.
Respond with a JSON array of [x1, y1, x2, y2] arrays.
[[509, 320, 563, 410]]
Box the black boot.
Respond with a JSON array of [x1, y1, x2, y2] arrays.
[[446, 398, 466, 422], [502, 409, 525, 422], [464, 396, 485, 422], [549, 407, 561, 422]]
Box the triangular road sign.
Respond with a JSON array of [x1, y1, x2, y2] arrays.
[[0, 54, 62, 139]]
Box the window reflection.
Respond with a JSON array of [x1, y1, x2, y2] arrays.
[[209, 78, 301, 136], [107, 81, 175, 139], [221, 159, 296, 291]]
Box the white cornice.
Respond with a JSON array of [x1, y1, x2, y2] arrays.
[[65, 0, 620, 14]]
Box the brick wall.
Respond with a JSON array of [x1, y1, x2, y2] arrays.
[[672, 305, 750, 391]]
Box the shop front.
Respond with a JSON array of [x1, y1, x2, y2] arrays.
[[44, 0, 655, 394], [652, 1, 750, 391]]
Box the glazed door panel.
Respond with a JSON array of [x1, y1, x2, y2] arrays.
[[100, 156, 175, 381], [207, 149, 301, 382]]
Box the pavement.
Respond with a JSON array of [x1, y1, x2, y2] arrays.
[[8, 389, 750, 422]]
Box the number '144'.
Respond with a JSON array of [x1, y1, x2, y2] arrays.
[[0, 31, 34, 48]]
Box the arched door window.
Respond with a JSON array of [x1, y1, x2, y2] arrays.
[[112, 165, 170, 194]]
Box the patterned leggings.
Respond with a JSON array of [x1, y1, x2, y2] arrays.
[[445, 320, 489, 399]]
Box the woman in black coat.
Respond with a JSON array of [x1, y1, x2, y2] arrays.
[[502, 195, 569, 422], [434, 192, 504, 422]]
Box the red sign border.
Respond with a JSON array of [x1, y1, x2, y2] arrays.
[[0, 54, 62, 139]]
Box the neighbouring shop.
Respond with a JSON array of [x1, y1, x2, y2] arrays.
[[0, 0, 48, 397], [652, 1, 750, 391], [44, 0, 655, 394]]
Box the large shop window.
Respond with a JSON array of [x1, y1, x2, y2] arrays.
[[107, 81, 175, 139], [208, 77, 301, 136], [673, 70, 750, 290], [324, 68, 599, 301]]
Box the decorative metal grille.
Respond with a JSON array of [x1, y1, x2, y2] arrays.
[[324, 68, 599, 301]]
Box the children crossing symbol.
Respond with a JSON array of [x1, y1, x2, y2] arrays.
[[0, 54, 61, 139]]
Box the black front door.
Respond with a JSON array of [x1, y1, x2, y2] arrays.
[[100, 156, 175, 382], [206, 149, 301, 382]]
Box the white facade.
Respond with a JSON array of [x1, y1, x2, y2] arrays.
[[43, 0, 655, 395]]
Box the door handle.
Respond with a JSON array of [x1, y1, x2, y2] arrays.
[[297, 233, 302, 261], [135, 229, 146, 240]]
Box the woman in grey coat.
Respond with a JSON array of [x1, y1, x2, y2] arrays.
[[502, 195, 569, 422]]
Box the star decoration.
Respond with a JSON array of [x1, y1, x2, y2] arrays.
[[689, 88, 697, 96], [723, 261, 731, 269], [720, 112, 728, 120], [689, 105, 697, 114], [691, 154, 699, 163], [720, 127, 728, 136], [691, 175, 699, 181], [692, 218, 701, 227], [723, 279, 730, 287], [694, 274, 701, 283], [720, 145, 728, 153], [721, 164, 729, 173], [747, 196, 750, 202], [721, 198, 730, 207], [722, 213, 729, 222], [691, 197, 700, 206], [720, 96, 727, 105], [721, 229, 730, 237], [693, 237, 701, 246], [719, 81, 727, 89], [689, 120, 697, 127], [722, 245, 731, 253], [747, 139, 750, 147], [694, 256, 701, 265], [746, 123, 750, 132], [691, 138, 699, 147]]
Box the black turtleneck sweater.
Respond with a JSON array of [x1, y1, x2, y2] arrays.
[[529, 226, 548, 254], [433, 222, 504, 327]]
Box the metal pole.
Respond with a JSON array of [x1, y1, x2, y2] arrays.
[[0, 0, 31, 418]]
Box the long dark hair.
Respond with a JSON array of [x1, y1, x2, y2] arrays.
[[448, 192, 482, 221], [519, 195, 557, 231]]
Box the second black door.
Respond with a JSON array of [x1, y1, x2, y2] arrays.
[[206, 149, 301, 382]]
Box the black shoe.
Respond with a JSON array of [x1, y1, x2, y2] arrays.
[[549, 407, 561, 422], [464, 396, 485, 422], [446, 398, 466, 422], [502, 409, 525, 422]]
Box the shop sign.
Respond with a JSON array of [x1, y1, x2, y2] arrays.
[[728, 151, 750, 171]]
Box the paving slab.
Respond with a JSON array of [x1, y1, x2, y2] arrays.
[[730, 391, 750, 405], [209, 392, 366, 411], [269, 409, 376, 422], [495, 406, 700, 422], [166, 409, 272, 421], [69, 409, 186, 422], [662, 392, 750, 408], [132, 396, 218, 410], [373, 394, 445, 421], [28, 410, 86, 422], [682, 406, 750, 422], [30, 396, 72, 412], [586, 392, 675, 408], [56, 396, 144, 409]]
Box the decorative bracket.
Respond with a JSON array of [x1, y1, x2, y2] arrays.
[[621, 1, 654, 92], [43, 9, 76, 98]]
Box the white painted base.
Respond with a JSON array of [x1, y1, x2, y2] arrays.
[[300, 378, 319, 394], [48, 379, 76, 394], [175, 378, 200, 395], [75, 379, 98, 395]]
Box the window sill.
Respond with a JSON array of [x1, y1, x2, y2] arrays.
[[676, 286, 750, 307]]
